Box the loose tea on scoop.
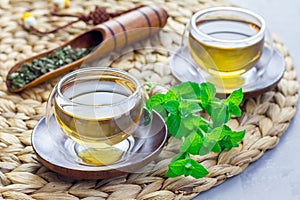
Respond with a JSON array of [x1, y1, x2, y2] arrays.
[[7, 45, 94, 89]]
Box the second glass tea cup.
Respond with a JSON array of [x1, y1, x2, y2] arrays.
[[183, 6, 273, 84]]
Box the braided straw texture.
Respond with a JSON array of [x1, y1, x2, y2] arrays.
[[0, 0, 298, 199]]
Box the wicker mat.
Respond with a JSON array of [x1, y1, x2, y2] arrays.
[[0, 0, 298, 199]]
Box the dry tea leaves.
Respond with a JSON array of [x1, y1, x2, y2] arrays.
[[7, 45, 94, 89]]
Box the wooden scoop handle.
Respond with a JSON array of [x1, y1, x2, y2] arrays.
[[89, 6, 169, 57], [101, 6, 168, 44]]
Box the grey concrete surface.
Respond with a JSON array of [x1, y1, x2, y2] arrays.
[[194, 1, 300, 199]]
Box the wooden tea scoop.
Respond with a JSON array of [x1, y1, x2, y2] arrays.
[[6, 5, 168, 93]]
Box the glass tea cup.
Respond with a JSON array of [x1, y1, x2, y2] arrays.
[[183, 6, 273, 87], [45, 67, 152, 166]]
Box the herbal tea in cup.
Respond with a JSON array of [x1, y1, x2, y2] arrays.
[[46, 68, 150, 166], [187, 7, 270, 79]]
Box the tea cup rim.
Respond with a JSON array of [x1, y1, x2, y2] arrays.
[[190, 6, 266, 44], [56, 67, 142, 108]]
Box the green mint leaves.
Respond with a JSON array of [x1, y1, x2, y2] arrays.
[[147, 82, 245, 179]]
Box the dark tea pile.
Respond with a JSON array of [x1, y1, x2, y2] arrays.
[[7, 45, 94, 89]]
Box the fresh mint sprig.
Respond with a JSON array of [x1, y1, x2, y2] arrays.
[[147, 82, 245, 179]]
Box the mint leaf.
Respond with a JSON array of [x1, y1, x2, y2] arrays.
[[165, 90, 177, 101], [219, 135, 234, 149], [147, 94, 169, 118], [180, 132, 202, 155], [165, 168, 178, 178], [189, 159, 209, 178], [210, 104, 229, 128], [166, 159, 186, 177], [151, 104, 168, 119], [170, 152, 187, 163], [229, 130, 245, 144], [179, 100, 202, 116], [163, 100, 179, 115], [207, 126, 224, 140], [199, 82, 216, 107], [218, 126, 245, 150], [224, 88, 243, 117], [182, 115, 206, 131], [226, 88, 243, 105], [211, 142, 222, 153], [171, 82, 201, 100], [148, 94, 165, 106], [228, 102, 242, 116], [199, 137, 217, 155], [166, 114, 186, 138], [166, 157, 209, 178]]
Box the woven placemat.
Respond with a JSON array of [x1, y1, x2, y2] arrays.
[[0, 0, 298, 199]]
